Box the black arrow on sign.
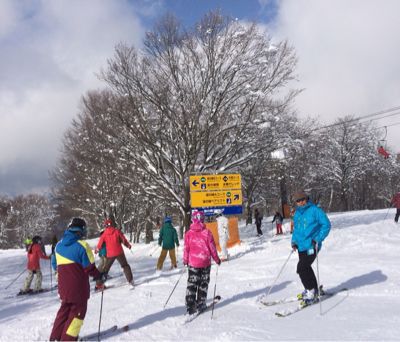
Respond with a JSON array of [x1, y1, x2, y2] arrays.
[[234, 194, 240, 200], [192, 180, 199, 187]]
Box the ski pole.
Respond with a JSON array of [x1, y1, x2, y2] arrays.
[[163, 267, 186, 309], [5, 268, 26, 290], [98, 289, 104, 341], [211, 266, 219, 320], [383, 206, 391, 220], [315, 242, 322, 315], [264, 249, 294, 299], [50, 257, 53, 291], [149, 245, 160, 257]]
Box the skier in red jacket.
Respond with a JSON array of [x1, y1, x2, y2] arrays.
[[390, 192, 400, 223], [19, 235, 50, 294], [96, 217, 134, 288]]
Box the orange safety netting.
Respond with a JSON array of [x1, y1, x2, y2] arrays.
[[205, 217, 241, 252]]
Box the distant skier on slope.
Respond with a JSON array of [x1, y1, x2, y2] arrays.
[[254, 208, 263, 236], [95, 216, 134, 289], [19, 235, 50, 295], [50, 218, 105, 341], [183, 210, 221, 317], [291, 190, 331, 307], [390, 191, 400, 223], [272, 211, 284, 235], [156, 216, 179, 271]]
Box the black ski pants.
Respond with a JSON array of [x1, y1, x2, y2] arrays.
[[296, 249, 318, 291], [256, 223, 263, 235], [395, 208, 400, 223], [185, 265, 211, 314]]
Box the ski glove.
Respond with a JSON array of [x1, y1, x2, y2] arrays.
[[94, 272, 107, 283], [291, 244, 298, 251]]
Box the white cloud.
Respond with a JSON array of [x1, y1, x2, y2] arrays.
[[0, 0, 146, 195], [270, 0, 400, 152], [0, 0, 20, 38]]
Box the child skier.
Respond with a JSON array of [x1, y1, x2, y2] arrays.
[[183, 210, 221, 317], [19, 235, 50, 294], [156, 216, 179, 271], [272, 211, 284, 235], [97, 229, 107, 272], [95, 216, 134, 289]]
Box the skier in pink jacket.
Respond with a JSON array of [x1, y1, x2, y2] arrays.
[[183, 210, 221, 316]]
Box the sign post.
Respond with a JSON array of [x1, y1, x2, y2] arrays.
[[189, 174, 242, 216]]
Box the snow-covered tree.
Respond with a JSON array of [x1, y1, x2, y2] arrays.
[[101, 11, 298, 232]]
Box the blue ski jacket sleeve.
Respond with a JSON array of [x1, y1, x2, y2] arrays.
[[291, 201, 331, 252]]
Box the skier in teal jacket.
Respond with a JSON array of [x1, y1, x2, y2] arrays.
[[291, 190, 331, 306], [156, 216, 179, 270]]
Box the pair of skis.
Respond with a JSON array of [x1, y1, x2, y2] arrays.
[[4, 285, 58, 299], [184, 295, 221, 323], [80, 296, 222, 340], [260, 287, 348, 317], [79, 324, 129, 341]]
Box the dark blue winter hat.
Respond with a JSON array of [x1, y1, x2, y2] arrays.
[[68, 217, 87, 236], [164, 216, 172, 223]]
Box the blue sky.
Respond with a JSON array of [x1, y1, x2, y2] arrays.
[[1, 0, 400, 196], [140, 0, 278, 26]]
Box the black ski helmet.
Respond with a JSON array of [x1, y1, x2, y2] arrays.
[[32, 236, 42, 244], [68, 217, 87, 236]]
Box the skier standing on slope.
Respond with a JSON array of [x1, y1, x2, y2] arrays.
[[291, 190, 331, 306], [97, 229, 107, 272], [19, 235, 50, 294], [254, 208, 263, 236], [183, 210, 221, 317], [390, 191, 400, 223], [157, 216, 179, 271], [50, 218, 104, 341], [272, 211, 284, 235], [216, 211, 229, 261], [95, 216, 134, 289]]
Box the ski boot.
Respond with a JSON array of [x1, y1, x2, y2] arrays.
[[299, 289, 318, 308]]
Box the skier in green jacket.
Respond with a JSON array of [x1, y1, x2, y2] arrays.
[[156, 216, 179, 270]]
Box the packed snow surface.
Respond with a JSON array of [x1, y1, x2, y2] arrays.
[[0, 208, 399, 341]]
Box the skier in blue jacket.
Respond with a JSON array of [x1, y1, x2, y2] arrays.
[[291, 190, 331, 306]]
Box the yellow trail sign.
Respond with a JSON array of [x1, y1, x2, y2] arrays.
[[190, 189, 242, 207], [190, 174, 241, 192]]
